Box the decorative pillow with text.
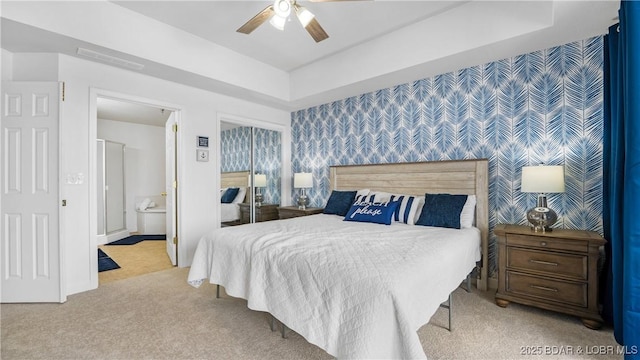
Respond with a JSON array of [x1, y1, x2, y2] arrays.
[[344, 201, 399, 225]]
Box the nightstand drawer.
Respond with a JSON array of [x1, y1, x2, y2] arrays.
[[506, 271, 587, 308], [506, 234, 588, 253], [507, 247, 587, 280]]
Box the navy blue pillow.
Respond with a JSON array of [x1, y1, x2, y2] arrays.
[[323, 190, 357, 216], [415, 194, 468, 229], [344, 201, 399, 225], [221, 187, 239, 203]]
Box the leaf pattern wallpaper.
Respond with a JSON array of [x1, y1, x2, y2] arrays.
[[291, 37, 604, 276], [221, 126, 282, 205]]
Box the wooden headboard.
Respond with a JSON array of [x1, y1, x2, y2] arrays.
[[329, 159, 489, 291], [221, 171, 249, 203]]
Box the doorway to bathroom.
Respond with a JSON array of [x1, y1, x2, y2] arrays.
[[91, 92, 181, 285]]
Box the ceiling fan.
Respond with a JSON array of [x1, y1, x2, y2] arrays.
[[237, 0, 345, 43]]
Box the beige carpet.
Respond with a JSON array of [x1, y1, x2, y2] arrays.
[[99, 240, 174, 284], [1, 267, 620, 360]]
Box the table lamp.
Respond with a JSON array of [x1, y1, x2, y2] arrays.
[[293, 172, 313, 210], [249, 174, 267, 207], [521, 165, 565, 233]]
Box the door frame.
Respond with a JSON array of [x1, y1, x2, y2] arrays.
[[88, 88, 183, 288]]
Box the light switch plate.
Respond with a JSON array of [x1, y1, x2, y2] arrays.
[[196, 149, 209, 162]]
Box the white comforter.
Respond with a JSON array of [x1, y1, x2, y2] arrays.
[[188, 214, 480, 359], [220, 203, 240, 222]]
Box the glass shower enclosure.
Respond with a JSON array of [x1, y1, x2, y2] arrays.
[[97, 139, 127, 241]]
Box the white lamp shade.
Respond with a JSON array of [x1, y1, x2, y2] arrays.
[[521, 165, 565, 193], [248, 174, 267, 188], [293, 172, 313, 188], [254, 174, 267, 188]]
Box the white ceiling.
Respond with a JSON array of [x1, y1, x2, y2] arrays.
[[113, 1, 464, 72], [1, 0, 620, 114]]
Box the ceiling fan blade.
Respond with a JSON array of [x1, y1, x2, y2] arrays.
[[305, 18, 329, 42], [237, 5, 274, 34]]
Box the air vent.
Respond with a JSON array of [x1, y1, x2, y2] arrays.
[[76, 48, 145, 71]]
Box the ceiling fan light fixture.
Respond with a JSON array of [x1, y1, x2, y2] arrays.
[[295, 5, 315, 28], [269, 14, 287, 31], [273, 0, 291, 18]]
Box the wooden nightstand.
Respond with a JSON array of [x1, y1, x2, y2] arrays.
[[238, 203, 279, 224], [494, 224, 606, 329], [277, 206, 324, 219]]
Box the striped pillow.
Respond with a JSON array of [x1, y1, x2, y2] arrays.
[[354, 193, 376, 204], [389, 194, 424, 225]]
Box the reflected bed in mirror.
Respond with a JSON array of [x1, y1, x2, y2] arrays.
[[220, 170, 249, 226]]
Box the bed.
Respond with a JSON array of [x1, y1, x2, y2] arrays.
[[220, 171, 249, 224], [191, 160, 489, 359]]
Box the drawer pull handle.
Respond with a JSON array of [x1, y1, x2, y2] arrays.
[[529, 259, 559, 266], [540, 241, 547, 246], [530, 284, 558, 292]]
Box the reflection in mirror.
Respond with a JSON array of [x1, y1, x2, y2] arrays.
[[220, 122, 281, 226], [253, 128, 281, 207], [220, 123, 250, 226]]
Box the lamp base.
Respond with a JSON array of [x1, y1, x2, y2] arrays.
[[297, 194, 309, 210], [255, 193, 263, 207], [526, 206, 558, 233]]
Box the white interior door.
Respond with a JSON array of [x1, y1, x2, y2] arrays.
[[1, 81, 64, 303], [165, 115, 177, 265]]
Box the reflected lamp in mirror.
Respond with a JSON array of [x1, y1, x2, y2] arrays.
[[293, 172, 313, 210], [249, 174, 267, 207], [521, 165, 565, 233]]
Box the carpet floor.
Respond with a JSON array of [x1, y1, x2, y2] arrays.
[[1, 267, 621, 360]]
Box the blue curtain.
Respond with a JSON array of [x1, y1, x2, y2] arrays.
[[603, 1, 640, 355]]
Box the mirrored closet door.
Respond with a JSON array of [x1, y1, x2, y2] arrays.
[[220, 121, 281, 226]]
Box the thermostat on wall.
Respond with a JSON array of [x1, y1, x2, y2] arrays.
[[197, 136, 209, 148], [197, 149, 209, 162]]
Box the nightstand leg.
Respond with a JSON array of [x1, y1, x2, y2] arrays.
[[495, 298, 510, 308], [582, 318, 603, 330]]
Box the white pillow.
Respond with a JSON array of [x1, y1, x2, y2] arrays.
[[352, 189, 372, 204], [459, 195, 476, 229], [354, 193, 375, 204], [232, 187, 247, 203], [356, 189, 370, 196], [370, 191, 392, 203]]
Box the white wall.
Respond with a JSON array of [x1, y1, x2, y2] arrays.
[[1, 49, 13, 81], [98, 119, 166, 233], [3, 50, 291, 296]]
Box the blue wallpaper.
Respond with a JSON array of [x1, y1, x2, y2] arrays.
[[221, 126, 282, 205], [291, 37, 604, 275]]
